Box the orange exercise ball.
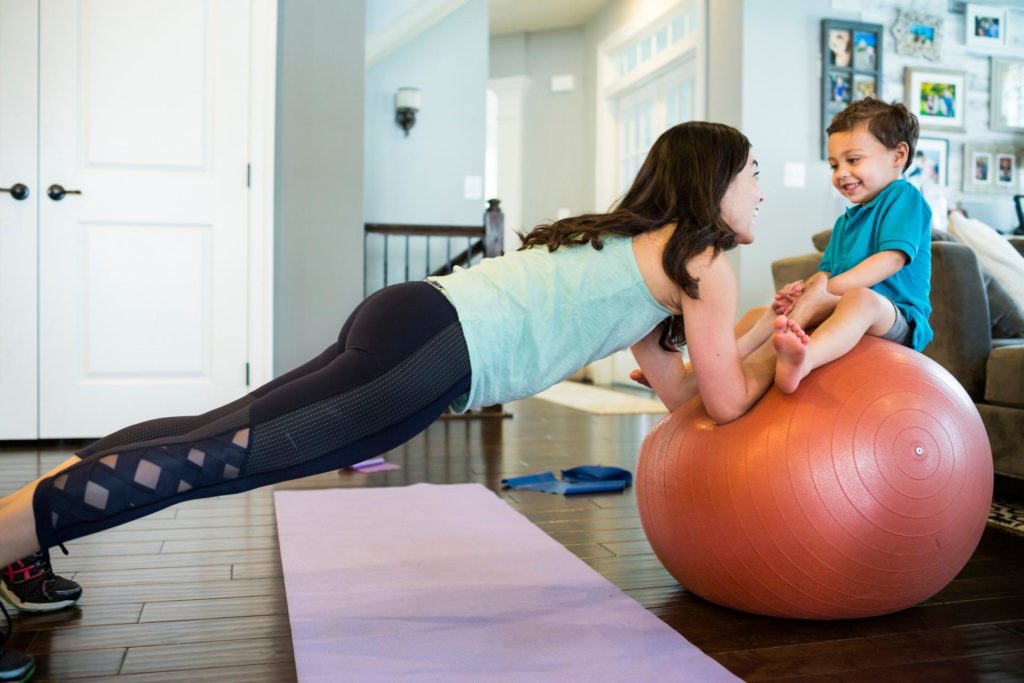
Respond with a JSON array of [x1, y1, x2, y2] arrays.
[[637, 337, 993, 619]]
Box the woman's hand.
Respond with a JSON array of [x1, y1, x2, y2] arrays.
[[629, 368, 651, 388]]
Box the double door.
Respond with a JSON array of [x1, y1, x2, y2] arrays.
[[0, 0, 252, 438]]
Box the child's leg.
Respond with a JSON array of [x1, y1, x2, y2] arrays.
[[786, 272, 841, 331], [0, 282, 471, 566], [774, 287, 897, 394]]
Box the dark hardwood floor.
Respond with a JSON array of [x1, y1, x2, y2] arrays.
[[2, 398, 1023, 682]]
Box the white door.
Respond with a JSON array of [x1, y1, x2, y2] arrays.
[[37, 0, 251, 437], [0, 0, 39, 439]]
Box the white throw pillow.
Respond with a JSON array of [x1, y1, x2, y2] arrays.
[[947, 212, 1024, 313]]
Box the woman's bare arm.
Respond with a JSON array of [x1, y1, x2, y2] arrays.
[[679, 252, 776, 423]]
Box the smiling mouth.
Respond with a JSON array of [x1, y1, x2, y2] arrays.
[[840, 181, 861, 194]]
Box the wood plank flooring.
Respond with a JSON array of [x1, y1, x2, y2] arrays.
[[2, 398, 1023, 682]]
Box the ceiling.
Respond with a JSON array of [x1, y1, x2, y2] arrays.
[[489, 0, 611, 35]]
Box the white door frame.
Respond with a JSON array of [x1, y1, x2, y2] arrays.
[[248, 0, 278, 388], [487, 76, 531, 252]]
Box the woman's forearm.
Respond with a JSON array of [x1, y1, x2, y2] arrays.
[[735, 307, 775, 359]]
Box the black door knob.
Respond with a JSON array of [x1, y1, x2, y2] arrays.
[[47, 184, 82, 201], [0, 183, 29, 201]]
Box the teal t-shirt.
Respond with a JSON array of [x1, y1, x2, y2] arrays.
[[431, 236, 671, 411], [819, 179, 933, 351]]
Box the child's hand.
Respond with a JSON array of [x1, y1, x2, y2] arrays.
[[629, 368, 651, 388], [772, 280, 806, 315]]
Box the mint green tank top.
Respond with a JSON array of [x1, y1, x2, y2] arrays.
[[431, 236, 672, 412]]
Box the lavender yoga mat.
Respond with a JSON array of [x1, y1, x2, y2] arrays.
[[274, 484, 738, 682]]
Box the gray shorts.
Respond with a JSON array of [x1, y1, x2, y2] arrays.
[[880, 300, 912, 347]]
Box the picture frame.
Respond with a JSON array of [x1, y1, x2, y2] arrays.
[[821, 19, 883, 159], [996, 154, 1016, 187], [965, 3, 1007, 50], [990, 58, 1024, 132], [891, 10, 944, 61], [963, 143, 1019, 194], [905, 137, 949, 188], [904, 67, 966, 133]]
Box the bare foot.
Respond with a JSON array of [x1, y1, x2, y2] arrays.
[[788, 273, 839, 329], [773, 315, 811, 394]]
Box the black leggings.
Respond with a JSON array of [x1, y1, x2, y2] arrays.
[[32, 282, 472, 548]]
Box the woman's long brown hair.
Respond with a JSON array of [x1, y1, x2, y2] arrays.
[[519, 121, 751, 350]]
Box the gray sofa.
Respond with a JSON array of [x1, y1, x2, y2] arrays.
[[772, 230, 1024, 486]]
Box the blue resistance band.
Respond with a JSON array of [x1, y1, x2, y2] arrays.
[[501, 466, 632, 495]]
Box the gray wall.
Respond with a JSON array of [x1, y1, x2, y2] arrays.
[[735, 0, 842, 313], [364, 0, 488, 226], [274, 0, 365, 374], [520, 28, 590, 232], [490, 33, 526, 79]]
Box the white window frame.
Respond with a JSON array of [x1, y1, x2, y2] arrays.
[[595, 0, 706, 213]]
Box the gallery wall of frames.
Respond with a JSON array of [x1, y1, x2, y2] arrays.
[[821, 2, 1023, 208]]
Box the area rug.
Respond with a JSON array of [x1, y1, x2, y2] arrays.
[[274, 484, 737, 682], [534, 380, 668, 415], [989, 496, 1024, 536]]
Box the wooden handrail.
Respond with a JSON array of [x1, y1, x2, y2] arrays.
[[365, 224, 484, 237]]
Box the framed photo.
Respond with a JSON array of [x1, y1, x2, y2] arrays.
[[996, 154, 1016, 187], [990, 58, 1024, 132], [904, 67, 966, 132], [853, 74, 877, 101], [973, 152, 992, 185], [821, 19, 883, 159], [827, 28, 852, 67], [891, 10, 944, 61], [963, 143, 1020, 194], [852, 31, 877, 70], [905, 137, 948, 188], [965, 3, 1007, 50]]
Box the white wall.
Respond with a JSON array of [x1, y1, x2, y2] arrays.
[[274, 0, 365, 375], [364, 0, 488, 226]]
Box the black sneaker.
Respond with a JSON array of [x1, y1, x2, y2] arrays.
[[0, 603, 34, 682], [0, 547, 82, 613]]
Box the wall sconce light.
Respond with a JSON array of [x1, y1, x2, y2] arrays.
[[395, 87, 421, 136]]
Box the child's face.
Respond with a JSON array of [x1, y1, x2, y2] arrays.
[[827, 123, 908, 205], [720, 153, 765, 245]]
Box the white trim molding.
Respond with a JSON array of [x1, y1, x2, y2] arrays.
[[488, 75, 531, 251], [247, 0, 277, 387]]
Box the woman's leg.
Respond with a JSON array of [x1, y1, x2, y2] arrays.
[[0, 282, 471, 565], [0, 304, 365, 518]]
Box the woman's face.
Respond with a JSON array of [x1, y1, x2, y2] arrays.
[[720, 153, 764, 244]]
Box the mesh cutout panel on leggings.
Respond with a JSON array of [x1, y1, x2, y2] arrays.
[[44, 430, 249, 536], [245, 322, 470, 474]]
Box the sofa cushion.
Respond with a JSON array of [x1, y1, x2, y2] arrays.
[[985, 344, 1024, 407], [948, 212, 1024, 313]]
